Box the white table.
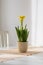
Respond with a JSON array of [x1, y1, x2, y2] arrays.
[[0, 52, 43, 65]]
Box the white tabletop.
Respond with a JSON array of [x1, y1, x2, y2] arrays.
[[0, 52, 42, 65]]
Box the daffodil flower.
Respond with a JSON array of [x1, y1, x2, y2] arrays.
[[19, 16, 25, 29], [19, 16, 25, 22]]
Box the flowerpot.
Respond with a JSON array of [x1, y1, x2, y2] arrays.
[[18, 42, 28, 53]]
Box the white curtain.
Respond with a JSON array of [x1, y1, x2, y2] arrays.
[[31, 0, 43, 47]]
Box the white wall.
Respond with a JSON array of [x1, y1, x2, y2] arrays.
[[31, 0, 38, 46], [0, 0, 31, 47], [36, 0, 43, 46], [0, 0, 1, 29], [28, 0, 32, 45], [31, 0, 43, 46]]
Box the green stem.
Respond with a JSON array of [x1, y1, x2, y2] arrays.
[[21, 21, 23, 29]]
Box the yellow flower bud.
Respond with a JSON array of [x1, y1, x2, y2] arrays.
[[19, 16, 25, 22]]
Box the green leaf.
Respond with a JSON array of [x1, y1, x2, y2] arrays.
[[15, 26, 29, 42]]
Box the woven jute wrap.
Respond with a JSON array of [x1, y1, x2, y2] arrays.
[[18, 42, 28, 53]]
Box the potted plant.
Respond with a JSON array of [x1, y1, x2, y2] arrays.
[[15, 16, 29, 53]]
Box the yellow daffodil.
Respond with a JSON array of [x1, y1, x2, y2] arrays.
[[19, 16, 25, 22]]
